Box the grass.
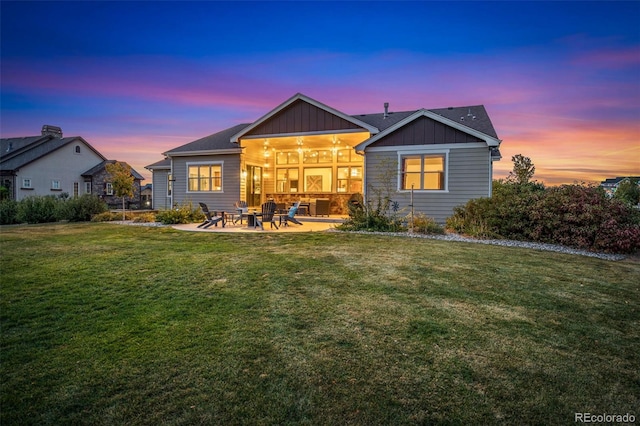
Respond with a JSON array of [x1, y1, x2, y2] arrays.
[[1, 223, 638, 425]]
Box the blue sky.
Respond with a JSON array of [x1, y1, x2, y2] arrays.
[[1, 1, 639, 183]]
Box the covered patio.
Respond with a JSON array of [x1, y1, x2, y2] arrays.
[[172, 215, 344, 233]]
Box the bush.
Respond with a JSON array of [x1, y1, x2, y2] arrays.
[[410, 213, 445, 234], [16, 195, 61, 224], [59, 194, 108, 222], [155, 201, 203, 225], [337, 193, 405, 232], [0, 200, 19, 225], [447, 181, 640, 254], [91, 211, 132, 222], [133, 213, 156, 223]]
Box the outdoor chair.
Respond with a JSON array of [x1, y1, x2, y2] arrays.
[[281, 201, 303, 226], [229, 200, 248, 224], [197, 202, 225, 228], [255, 201, 279, 230]]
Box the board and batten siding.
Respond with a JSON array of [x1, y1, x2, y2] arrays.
[[364, 146, 492, 223], [170, 154, 241, 212]]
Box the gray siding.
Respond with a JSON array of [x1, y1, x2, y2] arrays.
[[152, 169, 171, 210], [365, 147, 491, 223], [171, 154, 241, 212]]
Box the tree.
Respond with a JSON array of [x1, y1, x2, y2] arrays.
[[507, 154, 536, 185], [105, 162, 135, 220], [614, 178, 640, 205]]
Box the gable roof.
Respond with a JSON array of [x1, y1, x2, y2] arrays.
[[145, 158, 171, 170], [355, 106, 501, 152], [230, 93, 380, 143], [81, 160, 145, 180], [164, 123, 249, 156], [0, 135, 106, 172]]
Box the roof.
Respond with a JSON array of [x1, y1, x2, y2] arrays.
[[1, 134, 106, 172], [81, 160, 145, 180], [145, 158, 171, 170], [355, 107, 501, 152], [230, 93, 380, 143], [164, 123, 249, 156]]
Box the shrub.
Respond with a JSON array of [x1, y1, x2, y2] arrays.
[[410, 213, 445, 234], [133, 213, 156, 223], [155, 201, 203, 225], [0, 199, 19, 225], [337, 193, 405, 232], [91, 211, 132, 222], [16, 195, 61, 224], [448, 181, 640, 254], [59, 194, 108, 222]]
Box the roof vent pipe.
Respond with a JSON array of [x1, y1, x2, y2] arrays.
[[383, 102, 389, 119]]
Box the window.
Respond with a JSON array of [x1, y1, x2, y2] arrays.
[[84, 182, 92, 194], [337, 166, 362, 193], [188, 163, 222, 192], [74, 182, 79, 197], [276, 168, 299, 193], [106, 182, 114, 195], [303, 167, 332, 192], [276, 151, 299, 165], [167, 174, 173, 196], [303, 150, 332, 164], [51, 180, 61, 190], [337, 149, 362, 163], [75, 145, 81, 154], [22, 178, 32, 189], [401, 154, 446, 190]]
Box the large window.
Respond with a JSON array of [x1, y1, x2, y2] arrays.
[[337, 166, 362, 193], [276, 168, 299, 193], [401, 154, 446, 190], [188, 163, 222, 192], [304, 167, 332, 192]]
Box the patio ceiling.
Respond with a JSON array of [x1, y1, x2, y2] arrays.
[[240, 131, 371, 151]]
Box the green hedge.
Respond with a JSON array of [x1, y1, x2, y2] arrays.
[[0, 195, 108, 225]]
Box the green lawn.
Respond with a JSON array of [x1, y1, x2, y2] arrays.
[[1, 223, 638, 425]]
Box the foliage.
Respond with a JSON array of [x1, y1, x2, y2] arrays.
[[15, 195, 60, 224], [1, 224, 638, 425], [448, 180, 640, 253], [0, 185, 9, 201], [614, 177, 640, 205], [57, 194, 108, 222], [155, 201, 203, 224], [337, 192, 405, 232], [0, 199, 19, 225], [91, 211, 133, 222], [105, 161, 136, 220], [409, 212, 445, 234], [133, 212, 157, 223], [506, 154, 536, 185]]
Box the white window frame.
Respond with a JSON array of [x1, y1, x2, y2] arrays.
[[106, 182, 114, 195], [51, 180, 61, 190], [84, 182, 92, 194], [186, 161, 224, 193], [22, 178, 32, 189], [397, 149, 449, 192]]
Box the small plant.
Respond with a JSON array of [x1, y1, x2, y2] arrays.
[[133, 213, 156, 223], [155, 201, 203, 224], [410, 213, 445, 234]]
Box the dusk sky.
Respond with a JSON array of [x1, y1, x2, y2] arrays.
[[1, 1, 638, 185]]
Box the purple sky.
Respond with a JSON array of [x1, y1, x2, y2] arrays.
[[1, 1, 639, 184]]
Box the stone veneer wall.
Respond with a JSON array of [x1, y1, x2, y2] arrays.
[[90, 168, 142, 209], [266, 193, 357, 215]]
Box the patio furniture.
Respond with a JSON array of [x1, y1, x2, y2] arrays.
[[254, 201, 279, 230], [198, 202, 225, 228], [310, 198, 330, 217], [230, 201, 248, 224], [280, 201, 303, 226]]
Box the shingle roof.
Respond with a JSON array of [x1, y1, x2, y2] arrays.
[[145, 158, 171, 170], [164, 123, 250, 155], [0, 135, 106, 172], [81, 160, 145, 180]]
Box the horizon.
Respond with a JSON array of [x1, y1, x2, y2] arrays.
[[1, 1, 638, 185]]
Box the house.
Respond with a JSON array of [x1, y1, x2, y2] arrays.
[[81, 160, 144, 209], [141, 183, 153, 209], [600, 176, 640, 198], [1, 125, 144, 207], [146, 93, 502, 222]]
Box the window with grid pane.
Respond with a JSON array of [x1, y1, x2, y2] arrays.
[[188, 164, 222, 192], [401, 155, 445, 190]]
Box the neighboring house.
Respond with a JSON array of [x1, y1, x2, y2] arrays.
[[141, 183, 153, 209], [600, 176, 640, 198], [146, 93, 502, 222], [1, 125, 145, 207], [81, 160, 144, 209]]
